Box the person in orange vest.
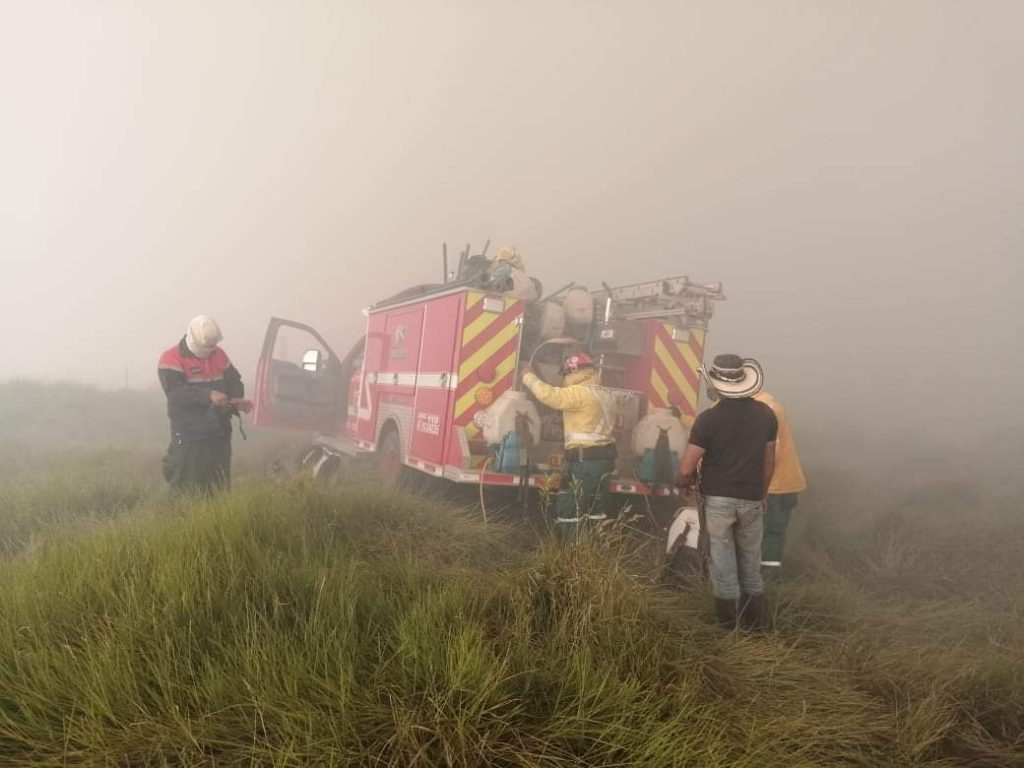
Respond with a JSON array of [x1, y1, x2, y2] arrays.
[[752, 390, 807, 579]]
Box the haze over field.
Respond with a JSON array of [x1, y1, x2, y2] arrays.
[[2, 1, 1022, 470]]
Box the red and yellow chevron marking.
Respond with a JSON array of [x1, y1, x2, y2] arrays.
[[650, 324, 706, 417], [453, 292, 523, 462]]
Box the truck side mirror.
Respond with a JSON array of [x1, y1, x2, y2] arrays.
[[301, 349, 322, 372]]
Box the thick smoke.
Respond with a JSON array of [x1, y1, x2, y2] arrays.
[[1, 1, 1021, 479]]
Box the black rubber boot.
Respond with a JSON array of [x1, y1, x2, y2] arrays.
[[738, 593, 766, 631], [714, 598, 737, 630]]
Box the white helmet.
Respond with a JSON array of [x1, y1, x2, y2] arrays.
[[185, 315, 223, 359]]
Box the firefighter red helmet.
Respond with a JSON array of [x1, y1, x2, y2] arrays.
[[560, 351, 596, 376]]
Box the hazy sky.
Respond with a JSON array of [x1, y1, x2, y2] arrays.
[[2, 1, 1022, 458]]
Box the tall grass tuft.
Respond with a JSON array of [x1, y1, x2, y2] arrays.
[[1, 478, 1021, 766]]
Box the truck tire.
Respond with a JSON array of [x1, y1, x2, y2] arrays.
[[376, 427, 404, 487], [312, 452, 341, 483], [299, 446, 323, 471]]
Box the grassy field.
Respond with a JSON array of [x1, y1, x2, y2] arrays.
[[1, 381, 1022, 766]]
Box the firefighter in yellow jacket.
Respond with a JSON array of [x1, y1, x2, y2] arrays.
[[522, 352, 617, 539], [753, 390, 807, 578]]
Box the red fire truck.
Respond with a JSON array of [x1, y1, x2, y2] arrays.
[[252, 251, 723, 504]]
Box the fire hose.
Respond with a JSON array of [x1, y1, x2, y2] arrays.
[[694, 468, 709, 580], [525, 336, 583, 382], [478, 457, 491, 525]]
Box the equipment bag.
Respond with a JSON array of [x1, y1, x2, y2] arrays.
[[636, 428, 679, 485], [665, 506, 702, 577], [494, 431, 524, 474]]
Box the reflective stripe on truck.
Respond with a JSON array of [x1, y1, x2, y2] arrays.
[[452, 291, 523, 467]]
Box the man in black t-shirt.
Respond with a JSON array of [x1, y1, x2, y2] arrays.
[[679, 354, 777, 630]]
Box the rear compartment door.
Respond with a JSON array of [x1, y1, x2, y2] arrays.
[[450, 292, 526, 469], [253, 317, 342, 431], [408, 293, 463, 466]]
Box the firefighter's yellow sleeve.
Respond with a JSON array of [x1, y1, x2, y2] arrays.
[[521, 371, 585, 411]]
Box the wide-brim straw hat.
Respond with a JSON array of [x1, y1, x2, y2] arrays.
[[699, 353, 764, 399]]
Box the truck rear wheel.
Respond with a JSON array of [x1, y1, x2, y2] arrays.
[[376, 427, 404, 487]]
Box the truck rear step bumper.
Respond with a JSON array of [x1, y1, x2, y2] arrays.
[[312, 437, 678, 496]]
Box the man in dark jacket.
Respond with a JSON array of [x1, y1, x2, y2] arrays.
[[679, 354, 777, 630], [158, 316, 251, 494]]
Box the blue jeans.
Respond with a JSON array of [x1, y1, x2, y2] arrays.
[[762, 492, 799, 564], [704, 495, 764, 600]]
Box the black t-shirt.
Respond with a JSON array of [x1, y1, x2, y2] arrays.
[[689, 397, 778, 501]]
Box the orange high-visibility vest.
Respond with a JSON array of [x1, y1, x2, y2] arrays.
[[754, 391, 807, 494]]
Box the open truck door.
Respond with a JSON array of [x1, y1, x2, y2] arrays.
[[253, 318, 343, 431]]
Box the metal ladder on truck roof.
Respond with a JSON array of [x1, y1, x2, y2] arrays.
[[591, 276, 725, 327]]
